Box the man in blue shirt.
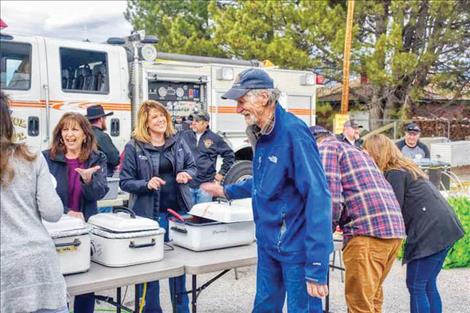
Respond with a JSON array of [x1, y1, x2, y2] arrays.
[[202, 69, 333, 313]]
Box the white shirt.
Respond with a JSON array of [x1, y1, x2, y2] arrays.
[[196, 132, 203, 145]]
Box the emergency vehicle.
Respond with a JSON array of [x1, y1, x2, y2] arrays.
[[1, 29, 319, 183]]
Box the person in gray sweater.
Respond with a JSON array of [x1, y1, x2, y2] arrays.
[[0, 91, 68, 313]]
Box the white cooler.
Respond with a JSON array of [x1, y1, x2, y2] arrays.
[[42, 214, 91, 275], [169, 198, 255, 251], [88, 208, 165, 267]]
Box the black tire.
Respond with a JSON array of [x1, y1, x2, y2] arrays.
[[223, 160, 253, 185]]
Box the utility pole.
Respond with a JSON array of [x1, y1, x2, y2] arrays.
[[340, 0, 355, 114]]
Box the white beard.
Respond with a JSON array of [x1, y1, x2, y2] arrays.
[[243, 113, 257, 126]]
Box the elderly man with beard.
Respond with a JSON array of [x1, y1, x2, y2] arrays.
[[202, 68, 332, 313]]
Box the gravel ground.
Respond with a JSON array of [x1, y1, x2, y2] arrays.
[[91, 169, 470, 312], [94, 258, 470, 313]]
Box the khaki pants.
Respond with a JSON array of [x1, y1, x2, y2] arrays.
[[343, 236, 402, 313]]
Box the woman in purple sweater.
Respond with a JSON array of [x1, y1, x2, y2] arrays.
[[43, 112, 108, 313]]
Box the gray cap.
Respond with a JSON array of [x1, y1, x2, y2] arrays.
[[344, 120, 362, 129], [191, 111, 210, 122]]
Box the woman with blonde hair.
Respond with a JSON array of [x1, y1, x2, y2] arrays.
[[1, 91, 67, 313], [364, 134, 464, 313], [120, 100, 196, 313]]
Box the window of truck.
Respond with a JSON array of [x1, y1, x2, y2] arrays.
[[0, 42, 32, 90], [60, 47, 109, 94]]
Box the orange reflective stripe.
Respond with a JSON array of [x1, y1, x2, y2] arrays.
[[10, 100, 131, 111]]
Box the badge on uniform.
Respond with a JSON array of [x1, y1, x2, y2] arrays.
[[204, 139, 213, 149]]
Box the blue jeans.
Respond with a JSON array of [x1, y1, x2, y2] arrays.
[[407, 246, 451, 313], [253, 247, 322, 313], [74, 293, 94, 313], [136, 212, 190, 313], [189, 187, 213, 205]]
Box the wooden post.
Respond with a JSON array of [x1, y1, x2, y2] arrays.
[[340, 0, 355, 114]]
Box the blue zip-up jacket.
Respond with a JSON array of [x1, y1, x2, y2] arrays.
[[42, 149, 109, 221], [179, 128, 235, 188], [119, 136, 197, 219], [224, 104, 333, 284]]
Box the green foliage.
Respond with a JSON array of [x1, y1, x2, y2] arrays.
[[209, 1, 317, 70], [443, 196, 470, 269], [316, 102, 335, 129], [397, 196, 470, 269], [125, 0, 469, 121], [125, 0, 226, 56]]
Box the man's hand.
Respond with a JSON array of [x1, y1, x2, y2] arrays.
[[200, 182, 224, 197], [306, 281, 329, 298], [67, 210, 85, 220], [147, 177, 166, 190], [214, 173, 224, 184], [75, 165, 101, 184], [176, 172, 192, 184]]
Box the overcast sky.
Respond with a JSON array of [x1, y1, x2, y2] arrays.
[[0, 1, 133, 42]]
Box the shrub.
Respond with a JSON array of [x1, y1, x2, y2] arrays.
[[443, 196, 470, 269]]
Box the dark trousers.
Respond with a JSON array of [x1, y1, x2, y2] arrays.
[[406, 246, 451, 313], [252, 247, 323, 313], [74, 293, 95, 313], [136, 211, 189, 313]]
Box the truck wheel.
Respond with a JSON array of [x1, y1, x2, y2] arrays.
[[223, 160, 253, 185]]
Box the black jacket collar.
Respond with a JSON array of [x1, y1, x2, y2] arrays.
[[141, 135, 177, 151]]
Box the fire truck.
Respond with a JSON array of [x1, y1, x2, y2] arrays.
[[0, 29, 319, 182]]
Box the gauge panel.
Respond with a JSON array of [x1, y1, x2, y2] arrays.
[[148, 82, 202, 102]]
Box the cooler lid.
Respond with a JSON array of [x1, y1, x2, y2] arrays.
[[42, 214, 89, 238], [87, 210, 160, 233], [189, 198, 253, 223], [91, 227, 165, 239]]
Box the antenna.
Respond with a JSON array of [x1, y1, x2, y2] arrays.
[[83, 24, 90, 42]]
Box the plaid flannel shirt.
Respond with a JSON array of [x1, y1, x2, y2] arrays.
[[318, 137, 405, 245]]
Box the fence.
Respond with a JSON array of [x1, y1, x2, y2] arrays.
[[352, 118, 470, 141]]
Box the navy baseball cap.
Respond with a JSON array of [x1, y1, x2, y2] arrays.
[[221, 68, 274, 100], [406, 123, 421, 132]]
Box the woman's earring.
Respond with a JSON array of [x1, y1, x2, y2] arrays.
[[59, 138, 64, 144]]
